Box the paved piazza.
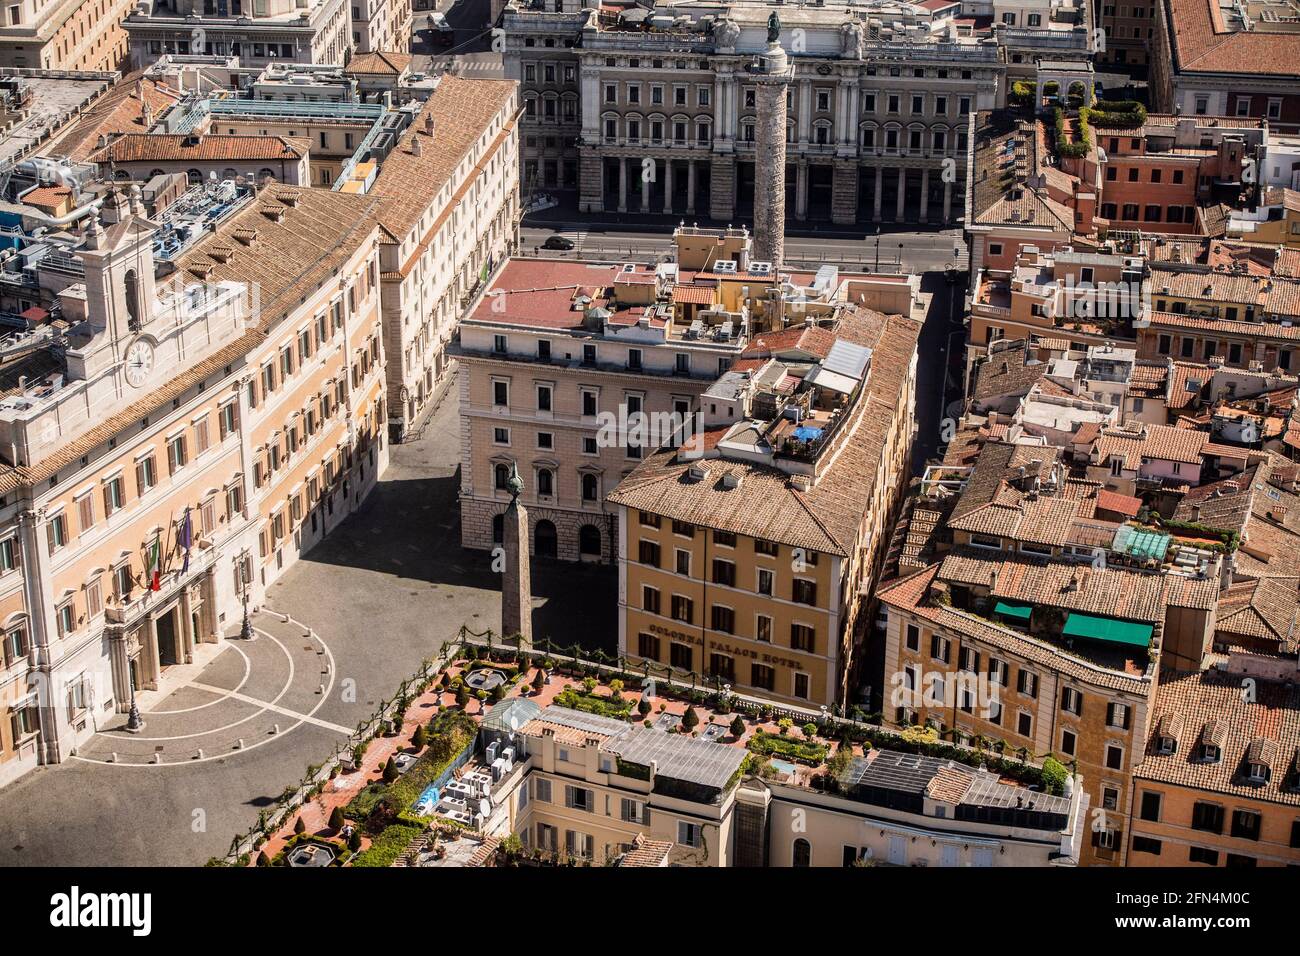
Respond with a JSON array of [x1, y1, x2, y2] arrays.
[[0, 379, 616, 866], [75, 613, 346, 768]]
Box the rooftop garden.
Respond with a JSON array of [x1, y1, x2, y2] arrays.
[[219, 632, 1080, 865], [1055, 100, 1148, 159]]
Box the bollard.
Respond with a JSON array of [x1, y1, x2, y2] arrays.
[[108, 752, 117, 763], [317, 683, 324, 695], [271, 723, 279, 735], [195, 749, 204, 760], [152, 752, 162, 764], [236, 738, 244, 750]]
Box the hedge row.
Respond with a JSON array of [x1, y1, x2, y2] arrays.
[[747, 731, 829, 765], [350, 824, 426, 868]]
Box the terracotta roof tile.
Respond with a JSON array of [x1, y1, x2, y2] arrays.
[[609, 306, 920, 556], [1136, 667, 1300, 807], [1162, 0, 1300, 78], [368, 74, 517, 243], [89, 133, 308, 164]]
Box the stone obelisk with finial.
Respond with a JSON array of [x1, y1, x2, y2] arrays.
[[752, 10, 793, 271], [501, 462, 533, 650]]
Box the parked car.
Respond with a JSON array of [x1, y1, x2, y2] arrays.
[[427, 12, 454, 45], [542, 235, 575, 251]]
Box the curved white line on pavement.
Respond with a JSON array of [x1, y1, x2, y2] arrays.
[[148, 643, 254, 715], [85, 631, 296, 743], [71, 620, 342, 767]]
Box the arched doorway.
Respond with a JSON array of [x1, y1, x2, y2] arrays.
[[579, 524, 602, 560], [534, 520, 557, 558]]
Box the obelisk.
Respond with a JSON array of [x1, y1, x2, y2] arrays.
[[753, 11, 793, 270], [501, 463, 533, 650]]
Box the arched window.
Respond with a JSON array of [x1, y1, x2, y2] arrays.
[[792, 838, 811, 867], [581, 473, 599, 501], [537, 468, 554, 497], [186, 168, 203, 184], [494, 463, 510, 490], [123, 269, 142, 332]]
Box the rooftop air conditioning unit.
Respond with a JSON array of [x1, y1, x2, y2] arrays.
[[713, 259, 738, 274]]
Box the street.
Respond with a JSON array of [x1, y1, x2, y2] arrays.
[[520, 221, 967, 274], [0, 382, 615, 866], [410, 0, 502, 75]]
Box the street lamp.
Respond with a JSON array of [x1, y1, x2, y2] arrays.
[[240, 561, 255, 641], [126, 677, 143, 733], [873, 226, 881, 271]]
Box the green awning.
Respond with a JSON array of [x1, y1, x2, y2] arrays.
[[993, 601, 1033, 621], [1062, 612, 1153, 648], [1112, 524, 1171, 562]]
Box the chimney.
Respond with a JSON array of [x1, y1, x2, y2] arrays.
[[423, 113, 435, 136], [411, 135, 422, 157]]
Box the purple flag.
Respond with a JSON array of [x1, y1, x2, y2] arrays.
[[180, 508, 192, 574]]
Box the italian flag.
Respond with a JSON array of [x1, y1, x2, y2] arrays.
[[148, 534, 162, 592]]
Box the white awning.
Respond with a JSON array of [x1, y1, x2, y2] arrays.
[[804, 365, 858, 395]]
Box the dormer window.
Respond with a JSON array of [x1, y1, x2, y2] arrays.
[[1199, 743, 1221, 764], [1157, 735, 1177, 756], [1244, 762, 1269, 785]]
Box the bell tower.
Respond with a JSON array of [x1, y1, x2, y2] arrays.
[[79, 185, 158, 345]]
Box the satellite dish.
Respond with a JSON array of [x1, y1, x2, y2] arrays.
[[509, 714, 519, 732], [478, 798, 491, 817]]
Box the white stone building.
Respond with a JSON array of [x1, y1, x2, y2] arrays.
[[501, 0, 1093, 225]]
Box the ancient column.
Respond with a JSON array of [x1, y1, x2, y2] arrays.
[[752, 20, 794, 269], [500, 464, 533, 650]]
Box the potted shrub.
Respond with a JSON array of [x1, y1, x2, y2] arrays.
[[682, 706, 699, 732], [293, 816, 306, 836], [328, 806, 345, 832], [730, 715, 746, 738]]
